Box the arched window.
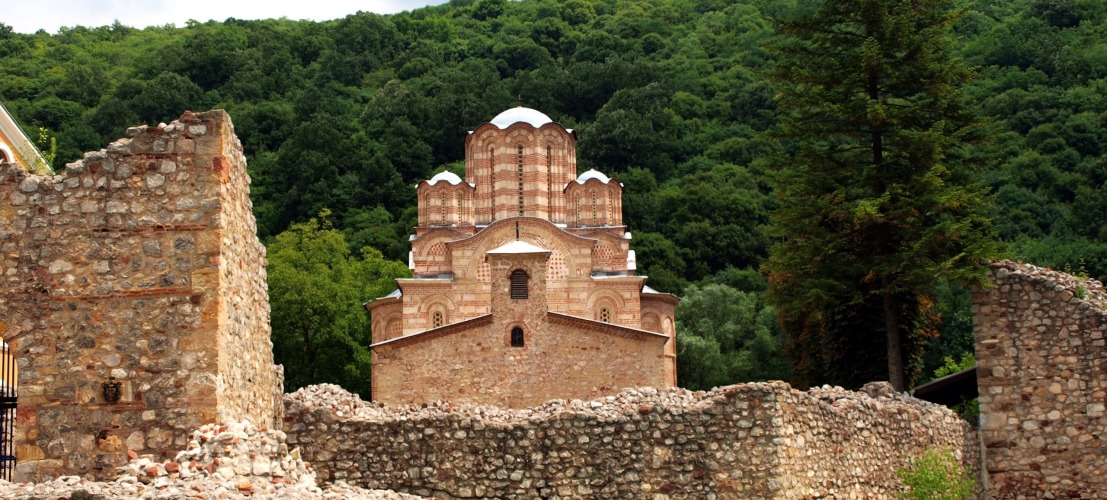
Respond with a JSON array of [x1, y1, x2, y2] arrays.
[[511, 327, 525, 347], [517, 145, 525, 216], [599, 307, 611, 323], [510, 269, 529, 299], [432, 311, 444, 328]]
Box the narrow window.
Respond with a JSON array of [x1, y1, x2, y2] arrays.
[[510, 269, 529, 299], [517, 145, 525, 216], [590, 189, 598, 226], [580, 193, 588, 226], [432, 311, 443, 328], [456, 192, 464, 224], [546, 145, 553, 215], [439, 192, 447, 225], [599, 307, 611, 323], [488, 147, 494, 217], [511, 327, 525, 347]]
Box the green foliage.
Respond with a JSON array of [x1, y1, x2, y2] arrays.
[[766, 0, 1001, 390], [921, 280, 975, 379], [267, 210, 410, 399], [676, 284, 791, 390], [896, 448, 977, 500], [934, 352, 976, 379], [929, 352, 980, 423]]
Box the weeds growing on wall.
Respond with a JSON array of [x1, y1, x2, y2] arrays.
[[897, 448, 977, 500]]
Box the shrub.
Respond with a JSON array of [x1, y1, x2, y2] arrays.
[[897, 448, 977, 500]]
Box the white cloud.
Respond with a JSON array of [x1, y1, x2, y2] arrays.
[[7, 0, 448, 34]]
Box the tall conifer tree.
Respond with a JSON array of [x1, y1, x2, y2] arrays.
[[766, 0, 999, 390]]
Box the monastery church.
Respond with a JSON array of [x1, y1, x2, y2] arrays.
[[367, 107, 679, 408]]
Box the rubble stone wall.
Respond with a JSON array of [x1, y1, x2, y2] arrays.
[[974, 260, 1107, 497], [0, 110, 282, 482], [284, 382, 977, 499]]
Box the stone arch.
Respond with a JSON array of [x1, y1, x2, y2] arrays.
[[586, 289, 626, 319], [0, 143, 12, 165], [385, 318, 402, 340], [642, 311, 661, 333], [418, 295, 455, 329], [504, 129, 537, 146]]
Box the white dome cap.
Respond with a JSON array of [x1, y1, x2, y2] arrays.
[[490, 107, 554, 128], [427, 170, 464, 186], [575, 169, 611, 184]]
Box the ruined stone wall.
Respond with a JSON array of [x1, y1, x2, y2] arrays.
[[284, 382, 977, 499], [0, 110, 281, 481], [974, 260, 1107, 497]]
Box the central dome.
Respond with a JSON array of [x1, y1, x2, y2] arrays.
[[489, 107, 553, 128]]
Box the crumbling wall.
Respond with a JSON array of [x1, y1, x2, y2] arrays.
[[0, 110, 282, 481], [974, 260, 1107, 497], [284, 382, 976, 499]]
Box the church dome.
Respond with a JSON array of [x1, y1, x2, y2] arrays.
[[427, 170, 464, 186], [575, 169, 611, 184], [490, 107, 553, 128]]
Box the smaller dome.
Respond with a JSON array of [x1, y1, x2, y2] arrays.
[[575, 169, 611, 184], [427, 170, 464, 186], [490, 107, 554, 129]]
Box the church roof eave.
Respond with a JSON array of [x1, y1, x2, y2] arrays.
[[370, 314, 495, 350], [547, 312, 670, 343]]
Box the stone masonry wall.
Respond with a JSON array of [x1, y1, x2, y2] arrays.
[[974, 260, 1107, 498], [284, 382, 977, 499], [0, 110, 282, 481]]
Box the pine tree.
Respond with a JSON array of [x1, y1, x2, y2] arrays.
[[765, 0, 1000, 391]]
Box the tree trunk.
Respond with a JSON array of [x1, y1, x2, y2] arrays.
[[884, 287, 904, 391]]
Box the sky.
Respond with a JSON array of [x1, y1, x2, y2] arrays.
[[5, 0, 450, 34]]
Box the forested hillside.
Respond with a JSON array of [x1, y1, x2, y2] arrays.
[[2, 0, 1105, 395]]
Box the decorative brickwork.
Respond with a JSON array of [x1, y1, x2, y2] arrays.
[[284, 382, 979, 499], [369, 107, 679, 407], [974, 260, 1107, 498], [0, 110, 282, 481]]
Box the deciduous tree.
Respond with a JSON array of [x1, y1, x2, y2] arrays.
[[268, 211, 410, 398]]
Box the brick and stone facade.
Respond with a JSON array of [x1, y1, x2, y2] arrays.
[[974, 260, 1107, 498], [0, 110, 283, 481], [368, 107, 679, 407]]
